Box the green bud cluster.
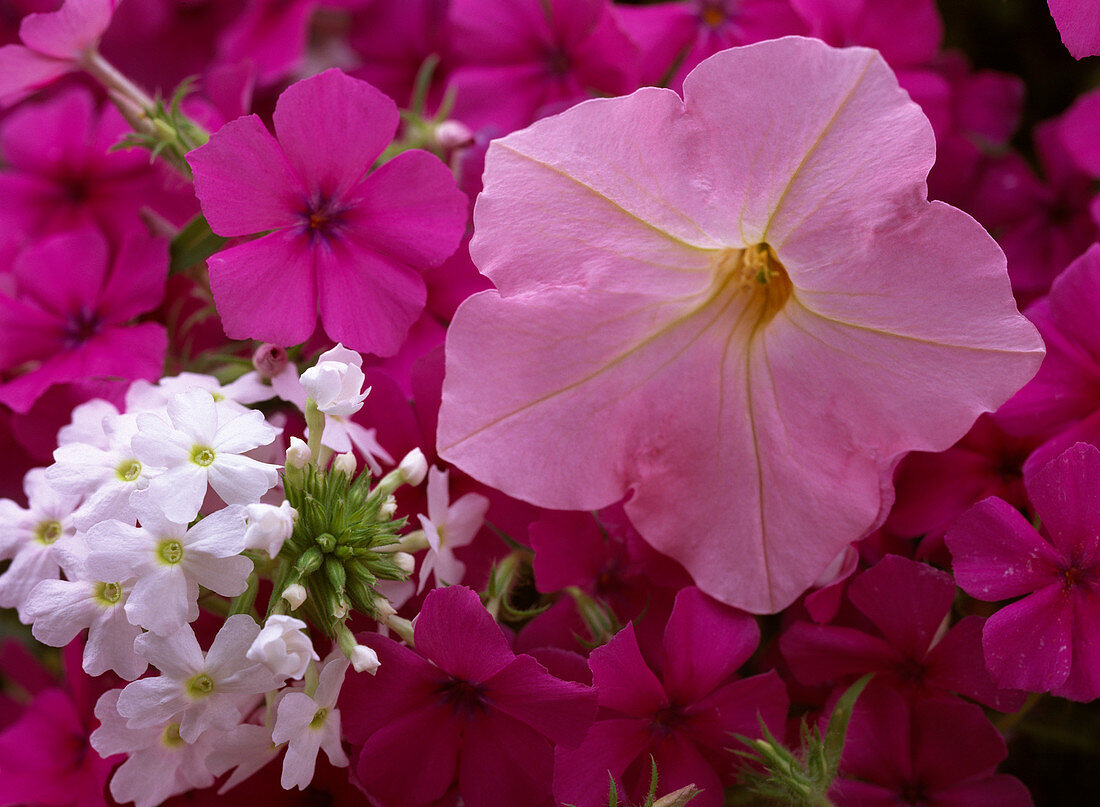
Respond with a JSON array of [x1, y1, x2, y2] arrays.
[[273, 463, 409, 636], [730, 674, 872, 807]]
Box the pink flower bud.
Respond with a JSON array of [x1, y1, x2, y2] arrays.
[[252, 343, 289, 379]]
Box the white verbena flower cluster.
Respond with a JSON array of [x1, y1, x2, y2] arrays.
[[0, 350, 385, 805], [0, 345, 456, 806]]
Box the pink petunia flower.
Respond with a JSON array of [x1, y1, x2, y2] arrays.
[[340, 585, 597, 807], [947, 442, 1100, 701], [437, 37, 1044, 614], [187, 68, 467, 356], [554, 586, 788, 807], [1047, 0, 1100, 59]]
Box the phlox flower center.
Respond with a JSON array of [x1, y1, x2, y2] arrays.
[[698, 0, 730, 30], [116, 459, 142, 482], [190, 445, 216, 467], [300, 195, 349, 245], [185, 672, 216, 699], [63, 306, 103, 348], [648, 703, 686, 738], [161, 723, 185, 748], [711, 242, 793, 328], [94, 581, 123, 605], [438, 677, 486, 716], [157, 539, 185, 565], [309, 707, 329, 729], [34, 519, 63, 545]]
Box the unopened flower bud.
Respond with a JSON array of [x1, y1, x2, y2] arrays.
[[380, 495, 397, 519], [286, 437, 311, 469], [252, 343, 289, 379], [244, 501, 298, 556], [281, 583, 307, 610], [392, 551, 415, 575], [301, 344, 369, 416], [350, 644, 381, 674], [333, 600, 349, 619], [433, 119, 474, 152], [372, 598, 397, 620], [332, 452, 357, 477], [398, 448, 428, 486], [246, 615, 318, 679]]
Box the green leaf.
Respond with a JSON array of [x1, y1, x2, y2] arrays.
[[169, 214, 227, 275], [823, 673, 874, 774]]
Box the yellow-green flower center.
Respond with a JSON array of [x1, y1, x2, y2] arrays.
[[310, 707, 329, 729], [94, 581, 123, 605], [35, 520, 63, 545], [162, 723, 185, 747], [158, 539, 185, 565], [190, 445, 216, 467], [185, 672, 215, 698], [116, 458, 142, 482]]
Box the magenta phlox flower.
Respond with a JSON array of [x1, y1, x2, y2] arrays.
[[347, 0, 451, 108], [438, 37, 1044, 614], [187, 68, 467, 356], [947, 442, 1100, 701], [887, 414, 1034, 551], [518, 505, 690, 653], [554, 586, 788, 807], [831, 685, 1031, 806], [791, 0, 942, 70], [446, 0, 639, 132], [0, 225, 168, 414], [0, 642, 118, 807], [0, 0, 118, 106], [992, 121, 1099, 303], [1048, 0, 1100, 59], [0, 88, 195, 259], [215, 0, 322, 86], [618, 0, 807, 90], [340, 585, 597, 807], [781, 555, 1025, 711], [997, 245, 1100, 474]]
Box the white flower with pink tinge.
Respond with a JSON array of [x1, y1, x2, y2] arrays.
[[131, 387, 280, 523], [417, 466, 489, 593], [47, 411, 150, 531], [0, 467, 81, 621], [117, 614, 281, 743], [24, 536, 145, 680], [272, 653, 350, 789], [91, 690, 220, 807], [272, 345, 393, 475], [300, 344, 371, 416], [85, 504, 252, 636]]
